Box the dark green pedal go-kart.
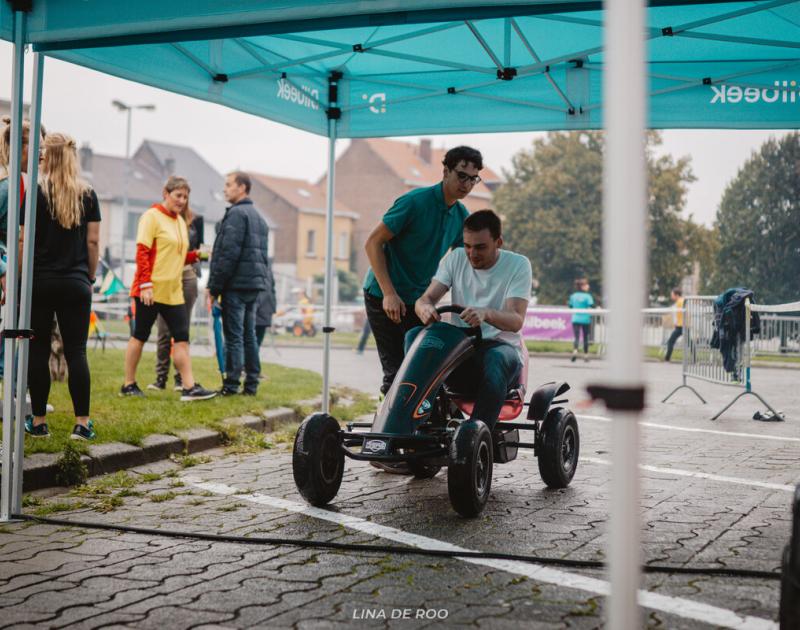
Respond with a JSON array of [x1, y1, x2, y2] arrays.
[[292, 305, 580, 517]]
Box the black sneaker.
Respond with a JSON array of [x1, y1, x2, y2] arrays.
[[180, 383, 218, 402], [147, 379, 166, 391], [218, 388, 239, 397], [120, 382, 145, 397], [70, 420, 96, 441], [242, 390, 258, 396], [24, 416, 50, 438], [173, 379, 183, 392]]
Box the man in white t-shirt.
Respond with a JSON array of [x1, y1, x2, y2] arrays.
[[409, 209, 532, 431]]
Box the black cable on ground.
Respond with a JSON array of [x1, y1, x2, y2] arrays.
[[15, 514, 780, 581]]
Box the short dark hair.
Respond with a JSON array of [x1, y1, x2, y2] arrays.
[[463, 209, 501, 240], [672, 287, 683, 297], [442, 145, 483, 171], [228, 170, 252, 194]]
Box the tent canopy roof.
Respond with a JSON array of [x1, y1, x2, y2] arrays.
[[2, 0, 799, 136]]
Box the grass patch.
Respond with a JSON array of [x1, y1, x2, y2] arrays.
[[24, 348, 324, 456], [33, 500, 88, 516], [149, 491, 178, 503], [54, 443, 88, 487], [171, 454, 212, 468], [71, 471, 137, 497], [222, 426, 273, 455]]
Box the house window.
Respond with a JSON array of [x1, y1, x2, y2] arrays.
[[338, 232, 348, 260], [306, 229, 316, 256]]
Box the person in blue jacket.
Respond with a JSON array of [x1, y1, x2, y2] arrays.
[[568, 277, 594, 363]]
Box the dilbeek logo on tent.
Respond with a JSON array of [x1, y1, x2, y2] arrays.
[[710, 80, 799, 104]]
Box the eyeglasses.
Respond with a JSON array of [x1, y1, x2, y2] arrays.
[[452, 169, 481, 185]]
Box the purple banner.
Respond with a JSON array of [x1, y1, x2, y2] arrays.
[[522, 310, 574, 341]]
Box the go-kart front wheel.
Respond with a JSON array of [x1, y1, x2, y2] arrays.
[[447, 420, 493, 517], [293, 413, 344, 506], [537, 408, 579, 489]]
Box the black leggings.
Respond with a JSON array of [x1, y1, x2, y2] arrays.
[[29, 276, 92, 417], [573, 323, 590, 353]]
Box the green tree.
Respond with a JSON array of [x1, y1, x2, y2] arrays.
[[712, 133, 800, 304], [314, 268, 361, 302], [495, 131, 697, 304]]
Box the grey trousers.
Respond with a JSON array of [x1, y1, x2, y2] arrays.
[[155, 270, 199, 384]]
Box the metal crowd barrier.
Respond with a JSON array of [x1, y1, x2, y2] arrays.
[[663, 296, 790, 420]]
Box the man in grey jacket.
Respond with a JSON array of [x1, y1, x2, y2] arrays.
[[207, 171, 270, 395]]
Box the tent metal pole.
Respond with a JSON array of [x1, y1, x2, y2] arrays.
[[322, 75, 340, 415], [1, 10, 27, 523], [604, 0, 646, 628], [11, 53, 44, 513]]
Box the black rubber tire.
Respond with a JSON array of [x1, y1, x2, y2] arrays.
[[537, 408, 579, 489], [292, 413, 344, 506], [447, 420, 493, 517], [780, 544, 800, 629], [407, 458, 441, 479]]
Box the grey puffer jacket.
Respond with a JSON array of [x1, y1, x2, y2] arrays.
[[207, 197, 269, 295]]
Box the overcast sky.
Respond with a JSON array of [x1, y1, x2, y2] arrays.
[[1, 44, 790, 227]]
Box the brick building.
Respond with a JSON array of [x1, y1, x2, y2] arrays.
[[327, 138, 503, 277]]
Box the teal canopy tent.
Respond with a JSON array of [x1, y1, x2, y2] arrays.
[[3, 0, 799, 134], [1, 2, 796, 627]]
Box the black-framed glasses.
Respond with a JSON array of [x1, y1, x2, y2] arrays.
[[452, 169, 481, 185]]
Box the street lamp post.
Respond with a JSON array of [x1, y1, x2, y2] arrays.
[[112, 100, 155, 285]]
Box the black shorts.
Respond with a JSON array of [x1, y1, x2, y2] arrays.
[[132, 298, 189, 343]]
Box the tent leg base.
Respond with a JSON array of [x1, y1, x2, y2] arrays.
[[711, 390, 780, 421], [662, 384, 706, 404]]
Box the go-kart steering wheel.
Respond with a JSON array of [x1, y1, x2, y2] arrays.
[[435, 305, 482, 343]]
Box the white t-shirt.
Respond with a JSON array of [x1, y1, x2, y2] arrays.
[[433, 249, 532, 353]]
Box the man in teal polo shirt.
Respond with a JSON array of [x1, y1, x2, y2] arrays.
[[364, 146, 483, 395]]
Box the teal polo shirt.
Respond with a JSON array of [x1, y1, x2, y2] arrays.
[[364, 183, 468, 304]]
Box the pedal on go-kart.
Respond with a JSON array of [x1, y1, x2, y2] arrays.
[[292, 305, 580, 517]]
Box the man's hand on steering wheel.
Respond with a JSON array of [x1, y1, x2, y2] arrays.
[[416, 300, 441, 325], [460, 307, 489, 328]]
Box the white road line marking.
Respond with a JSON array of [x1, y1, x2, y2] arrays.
[[577, 414, 800, 443], [183, 476, 777, 630], [581, 456, 796, 492]]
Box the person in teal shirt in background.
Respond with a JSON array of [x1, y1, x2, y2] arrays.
[[568, 277, 594, 363], [363, 145, 483, 396]]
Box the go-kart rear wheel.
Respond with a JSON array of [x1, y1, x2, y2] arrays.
[[537, 408, 579, 489], [447, 420, 493, 517], [780, 485, 800, 628], [293, 413, 344, 506]]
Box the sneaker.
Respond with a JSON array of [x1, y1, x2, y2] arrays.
[[571, 350, 577, 363], [173, 379, 183, 392], [218, 387, 239, 397], [70, 420, 96, 441], [147, 380, 166, 391], [242, 390, 258, 396], [120, 382, 145, 397], [370, 461, 412, 475], [24, 416, 50, 438], [180, 383, 218, 402]]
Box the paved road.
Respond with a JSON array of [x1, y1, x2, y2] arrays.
[[1, 348, 798, 628]]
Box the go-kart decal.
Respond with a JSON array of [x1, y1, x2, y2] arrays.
[[412, 357, 463, 420]]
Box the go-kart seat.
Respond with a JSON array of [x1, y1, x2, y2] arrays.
[[448, 338, 529, 422]]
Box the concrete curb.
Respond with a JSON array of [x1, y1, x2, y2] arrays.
[[21, 406, 297, 492]]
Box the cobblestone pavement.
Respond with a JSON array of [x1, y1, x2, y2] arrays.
[[1, 349, 798, 628]]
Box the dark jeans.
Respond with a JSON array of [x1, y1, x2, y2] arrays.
[[573, 323, 590, 353], [222, 290, 260, 393], [665, 326, 683, 361], [29, 276, 92, 417], [405, 328, 521, 431], [356, 319, 371, 353], [155, 273, 198, 384], [255, 324, 268, 348], [364, 290, 422, 394]]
